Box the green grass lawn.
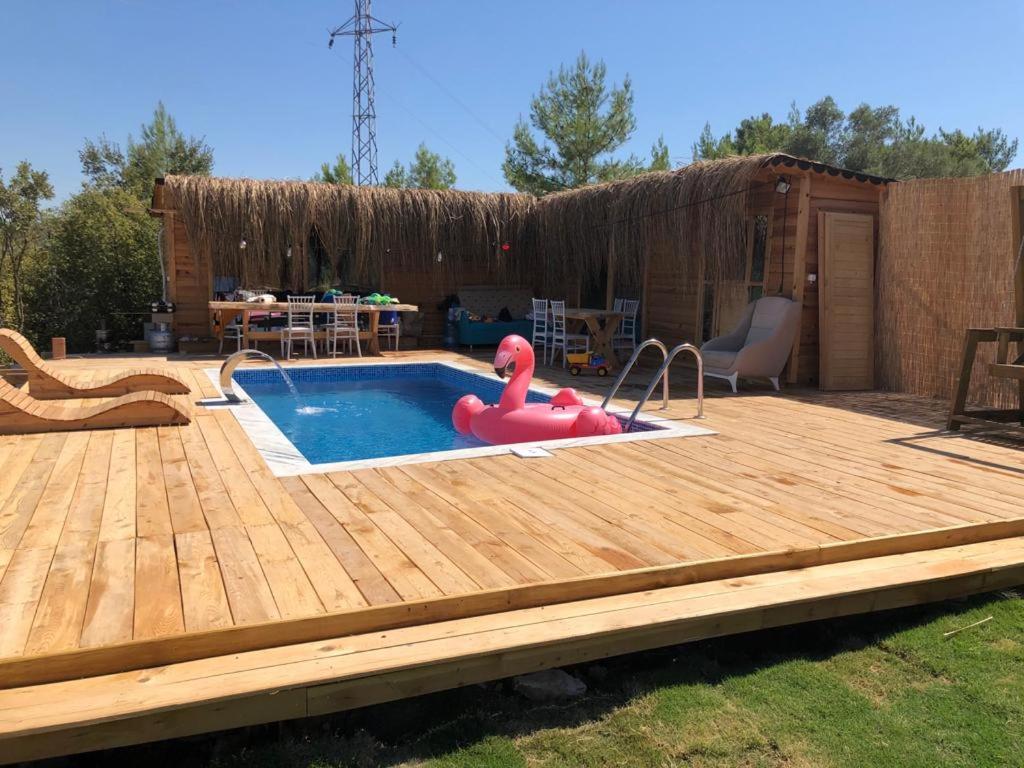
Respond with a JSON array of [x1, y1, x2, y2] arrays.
[[50, 589, 1023, 768]]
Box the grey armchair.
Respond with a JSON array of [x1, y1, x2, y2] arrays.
[[700, 296, 802, 392]]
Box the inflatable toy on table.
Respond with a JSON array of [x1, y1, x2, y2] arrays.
[[452, 335, 622, 445]]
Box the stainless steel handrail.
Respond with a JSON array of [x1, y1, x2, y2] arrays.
[[219, 349, 284, 403], [601, 338, 669, 411], [625, 343, 704, 430]]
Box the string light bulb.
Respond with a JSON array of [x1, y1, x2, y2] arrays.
[[239, 238, 247, 250]]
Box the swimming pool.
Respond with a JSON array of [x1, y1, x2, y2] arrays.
[[214, 362, 713, 475]]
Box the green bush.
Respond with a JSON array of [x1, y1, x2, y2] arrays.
[[24, 188, 160, 352]]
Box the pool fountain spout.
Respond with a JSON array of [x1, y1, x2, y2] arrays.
[[219, 350, 298, 403]]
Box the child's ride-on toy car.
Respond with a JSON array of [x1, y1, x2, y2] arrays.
[[567, 352, 609, 377]]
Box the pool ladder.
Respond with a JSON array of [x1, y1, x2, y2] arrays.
[[601, 338, 704, 430]]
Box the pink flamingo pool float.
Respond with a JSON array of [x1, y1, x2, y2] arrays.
[[452, 335, 622, 445]]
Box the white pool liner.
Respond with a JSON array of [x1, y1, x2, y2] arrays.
[[203, 360, 714, 476]]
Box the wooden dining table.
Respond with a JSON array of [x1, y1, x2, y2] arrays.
[[563, 307, 625, 371], [209, 300, 419, 357]]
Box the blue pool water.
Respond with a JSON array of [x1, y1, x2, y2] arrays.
[[233, 363, 659, 466], [233, 363, 549, 464]]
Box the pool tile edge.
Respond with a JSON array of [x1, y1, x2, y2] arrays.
[[202, 361, 715, 477]]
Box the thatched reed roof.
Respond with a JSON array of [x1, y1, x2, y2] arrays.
[[158, 153, 853, 292], [530, 154, 774, 291], [160, 176, 536, 289]]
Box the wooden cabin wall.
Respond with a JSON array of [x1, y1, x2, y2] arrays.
[[642, 172, 794, 350], [162, 209, 540, 347], [795, 175, 882, 386], [877, 170, 1024, 407], [384, 262, 541, 346], [640, 172, 883, 385], [164, 214, 213, 338], [643, 240, 701, 347]]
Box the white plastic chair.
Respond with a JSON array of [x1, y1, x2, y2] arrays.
[[281, 295, 317, 359], [327, 295, 361, 357], [549, 300, 590, 367], [219, 314, 246, 354], [531, 298, 551, 364], [613, 298, 640, 354], [378, 311, 401, 351]]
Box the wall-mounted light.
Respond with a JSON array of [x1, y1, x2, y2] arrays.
[[286, 245, 292, 259], [807, 273, 818, 285], [775, 176, 792, 195], [239, 238, 248, 250], [436, 251, 443, 263]]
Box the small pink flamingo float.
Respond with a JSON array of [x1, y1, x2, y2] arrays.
[[452, 334, 623, 446]]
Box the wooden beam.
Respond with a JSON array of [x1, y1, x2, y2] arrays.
[[786, 173, 812, 384], [4, 515, 1024, 690], [605, 236, 616, 311], [2, 536, 1022, 764], [1011, 186, 1024, 327], [164, 211, 178, 338]]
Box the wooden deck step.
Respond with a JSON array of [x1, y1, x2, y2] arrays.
[[2, 535, 1022, 765]]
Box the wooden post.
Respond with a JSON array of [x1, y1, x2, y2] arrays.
[[164, 212, 178, 336], [1010, 187, 1023, 416], [786, 173, 812, 384], [605, 235, 616, 311], [948, 329, 981, 430], [1011, 186, 1023, 326], [50, 338, 66, 360]]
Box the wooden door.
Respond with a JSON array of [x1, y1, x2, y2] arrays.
[[819, 212, 875, 390]]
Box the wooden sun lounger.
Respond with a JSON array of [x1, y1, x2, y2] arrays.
[[0, 329, 190, 399], [0, 380, 189, 434]]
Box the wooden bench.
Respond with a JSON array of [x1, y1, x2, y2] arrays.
[[948, 326, 1024, 431]]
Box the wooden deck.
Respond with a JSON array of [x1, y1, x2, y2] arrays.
[[1, 350, 1023, 761]]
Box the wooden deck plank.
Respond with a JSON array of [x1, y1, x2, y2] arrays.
[[0, 436, 43, 520], [244, 523, 324, 619], [79, 538, 135, 648], [175, 530, 232, 632], [132, 534, 185, 640], [531, 452, 757, 557], [208, 526, 280, 625], [708, 401, 1024, 518], [0, 548, 54, 657], [300, 473, 442, 601], [430, 456, 639, 573], [17, 432, 90, 550], [0, 434, 67, 551], [1, 351, 1024, 715], [1, 536, 1022, 764], [329, 471, 480, 595], [134, 428, 172, 538], [157, 427, 207, 534], [23, 432, 114, 656], [178, 421, 244, 530], [279, 476, 399, 606], [374, 466, 548, 585], [351, 470, 516, 591], [193, 413, 273, 526], [98, 430, 136, 542], [402, 461, 591, 578]]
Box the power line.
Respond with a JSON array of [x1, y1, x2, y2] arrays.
[[373, 82, 508, 189], [393, 47, 507, 146]]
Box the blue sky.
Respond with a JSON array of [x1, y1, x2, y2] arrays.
[[3, 0, 1023, 201]]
